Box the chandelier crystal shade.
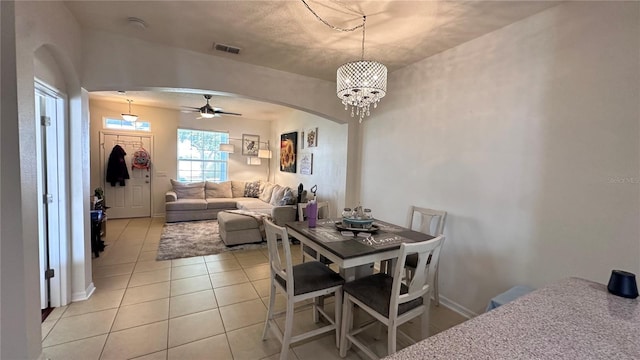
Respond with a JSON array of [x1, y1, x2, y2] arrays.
[[337, 60, 387, 122]]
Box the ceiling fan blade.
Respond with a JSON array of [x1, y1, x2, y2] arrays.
[[181, 106, 202, 110], [214, 110, 242, 116]]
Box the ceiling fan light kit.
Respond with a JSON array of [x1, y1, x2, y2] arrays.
[[121, 99, 138, 122], [182, 94, 242, 119], [301, 1, 387, 123]]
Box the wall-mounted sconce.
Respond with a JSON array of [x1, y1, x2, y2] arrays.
[[219, 144, 235, 153], [247, 157, 262, 166]]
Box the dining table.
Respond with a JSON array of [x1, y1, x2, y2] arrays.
[[286, 218, 434, 282]]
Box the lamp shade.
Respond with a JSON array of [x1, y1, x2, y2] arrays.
[[258, 149, 272, 159], [121, 113, 138, 122], [219, 144, 235, 153]]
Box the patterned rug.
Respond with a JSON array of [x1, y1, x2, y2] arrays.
[[156, 220, 266, 260]]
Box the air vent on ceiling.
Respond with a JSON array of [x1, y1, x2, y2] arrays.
[[213, 43, 241, 55]]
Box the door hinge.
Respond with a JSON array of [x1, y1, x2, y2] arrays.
[[43, 194, 53, 204], [44, 268, 55, 280], [41, 116, 51, 127]]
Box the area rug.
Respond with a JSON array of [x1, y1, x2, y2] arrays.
[[156, 220, 267, 260]]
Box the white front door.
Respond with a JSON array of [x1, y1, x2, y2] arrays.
[[101, 132, 152, 218]]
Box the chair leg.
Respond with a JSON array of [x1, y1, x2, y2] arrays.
[[334, 288, 342, 349], [262, 280, 277, 340], [421, 295, 431, 340], [280, 298, 295, 360], [339, 295, 352, 357], [387, 322, 397, 356], [374, 322, 384, 341], [433, 268, 440, 306]]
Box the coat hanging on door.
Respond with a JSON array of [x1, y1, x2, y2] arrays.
[[106, 145, 130, 186]]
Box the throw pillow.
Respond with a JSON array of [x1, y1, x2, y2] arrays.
[[279, 187, 296, 205], [259, 183, 276, 203], [231, 181, 246, 198], [205, 181, 232, 198], [170, 179, 205, 199], [269, 185, 287, 206], [244, 181, 261, 198]]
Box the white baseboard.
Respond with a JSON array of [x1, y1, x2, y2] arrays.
[[438, 294, 478, 319], [71, 282, 95, 302]]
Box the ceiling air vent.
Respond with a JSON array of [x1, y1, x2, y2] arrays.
[[213, 43, 241, 55]]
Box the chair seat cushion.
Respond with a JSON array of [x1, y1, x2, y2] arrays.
[[276, 261, 344, 296], [343, 273, 423, 317], [405, 253, 432, 269]]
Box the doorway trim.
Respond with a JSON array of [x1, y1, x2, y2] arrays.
[[34, 79, 70, 308]]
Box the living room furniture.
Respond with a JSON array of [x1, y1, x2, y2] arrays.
[[385, 277, 640, 359], [217, 211, 262, 246], [340, 236, 444, 359], [165, 180, 296, 225], [403, 206, 447, 306], [262, 219, 345, 360], [286, 219, 434, 282]]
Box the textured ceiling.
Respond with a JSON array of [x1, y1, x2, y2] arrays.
[[69, 1, 559, 115]]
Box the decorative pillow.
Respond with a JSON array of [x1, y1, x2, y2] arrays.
[[231, 181, 246, 198], [205, 181, 232, 198], [259, 183, 276, 203], [244, 181, 261, 198], [170, 179, 205, 199], [269, 185, 287, 206], [279, 188, 296, 206]]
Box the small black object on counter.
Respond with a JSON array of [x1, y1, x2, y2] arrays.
[[607, 270, 639, 299]]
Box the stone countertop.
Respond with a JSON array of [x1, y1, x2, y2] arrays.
[[385, 277, 640, 359]]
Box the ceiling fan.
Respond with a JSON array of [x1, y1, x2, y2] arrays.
[[182, 95, 242, 119]]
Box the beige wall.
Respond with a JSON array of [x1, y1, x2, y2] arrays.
[[270, 112, 349, 217], [89, 99, 273, 217], [11, 1, 88, 358], [360, 1, 640, 315]]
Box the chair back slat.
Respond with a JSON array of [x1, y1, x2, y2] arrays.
[[264, 219, 295, 297], [390, 235, 445, 315], [298, 201, 330, 221], [407, 206, 447, 236]]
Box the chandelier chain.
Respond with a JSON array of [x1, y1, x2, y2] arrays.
[[300, 0, 364, 32]]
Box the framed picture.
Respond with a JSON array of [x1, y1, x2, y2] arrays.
[[280, 131, 297, 173], [242, 134, 260, 156], [300, 153, 313, 175], [306, 127, 318, 148]]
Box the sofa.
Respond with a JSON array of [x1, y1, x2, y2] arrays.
[[165, 179, 297, 226]]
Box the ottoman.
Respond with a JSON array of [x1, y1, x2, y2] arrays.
[[218, 211, 263, 246]]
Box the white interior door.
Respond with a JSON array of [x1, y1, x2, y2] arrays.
[[35, 81, 67, 310], [101, 132, 152, 218]]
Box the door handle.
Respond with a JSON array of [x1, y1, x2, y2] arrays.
[[145, 181, 150, 183]]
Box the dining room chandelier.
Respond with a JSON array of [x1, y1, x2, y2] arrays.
[[336, 17, 387, 123], [301, 0, 387, 123]]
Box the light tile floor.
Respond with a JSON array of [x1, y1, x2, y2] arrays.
[[41, 217, 467, 360]]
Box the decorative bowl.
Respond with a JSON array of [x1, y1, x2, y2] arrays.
[[342, 217, 374, 229]]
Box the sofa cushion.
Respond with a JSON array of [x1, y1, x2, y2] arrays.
[[236, 198, 273, 211], [231, 181, 246, 198], [205, 181, 232, 198], [269, 185, 287, 206], [279, 187, 296, 205], [206, 198, 238, 209], [165, 199, 207, 211], [171, 179, 205, 199], [259, 183, 276, 203], [244, 181, 261, 198], [218, 211, 259, 232]]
